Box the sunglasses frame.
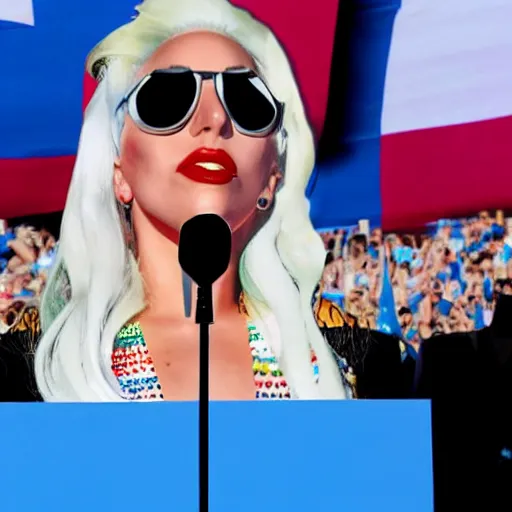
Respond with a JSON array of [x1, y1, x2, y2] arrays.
[[115, 66, 284, 138]]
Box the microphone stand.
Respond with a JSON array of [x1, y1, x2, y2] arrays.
[[178, 212, 232, 512], [196, 285, 213, 512]]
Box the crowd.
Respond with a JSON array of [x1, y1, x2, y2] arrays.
[[0, 220, 57, 333], [2, 210, 510, 350], [319, 210, 512, 353]]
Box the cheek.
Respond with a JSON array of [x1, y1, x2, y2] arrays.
[[120, 125, 170, 188], [235, 137, 276, 189], [120, 126, 151, 179]]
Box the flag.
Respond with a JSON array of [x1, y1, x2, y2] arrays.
[[377, 254, 402, 337], [0, 0, 34, 27], [379, 0, 512, 230], [309, 0, 512, 231], [1, 0, 511, 231], [0, 0, 339, 219]]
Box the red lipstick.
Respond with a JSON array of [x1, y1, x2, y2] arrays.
[[176, 147, 238, 185]]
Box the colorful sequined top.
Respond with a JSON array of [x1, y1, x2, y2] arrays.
[[5, 295, 359, 401], [111, 294, 356, 401], [112, 320, 320, 400]]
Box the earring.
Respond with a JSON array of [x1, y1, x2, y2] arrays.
[[256, 197, 270, 211], [122, 201, 131, 214], [120, 200, 137, 257], [121, 200, 133, 226]]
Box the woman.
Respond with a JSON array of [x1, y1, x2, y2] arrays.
[[0, 0, 405, 402]]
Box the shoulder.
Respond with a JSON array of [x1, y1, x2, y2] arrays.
[[314, 295, 358, 329], [314, 298, 407, 398], [0, 305, 41, 402], [418, 330, 477, 362], [424, 329, 477, 347], [415, 330, 480, 398], [314, 296, 400, 354], [9, 304, 41, 338]]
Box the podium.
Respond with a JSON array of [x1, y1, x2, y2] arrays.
[[0, 401, 432, 511]]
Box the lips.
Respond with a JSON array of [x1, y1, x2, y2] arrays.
[[176, 147, 238, 185]]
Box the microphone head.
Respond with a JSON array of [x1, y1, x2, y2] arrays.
[[178, 214, 232, 287]]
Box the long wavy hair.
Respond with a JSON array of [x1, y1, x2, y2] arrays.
[[34, 0, 347, 401]]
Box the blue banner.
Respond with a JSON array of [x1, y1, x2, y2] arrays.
[[0, 401, 432, 511]]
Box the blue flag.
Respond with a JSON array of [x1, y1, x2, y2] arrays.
[[377, 255, 402, 337]]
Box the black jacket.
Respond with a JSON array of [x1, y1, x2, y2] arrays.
[[0, 326, 40, 402], [415, 329, 512, 511]]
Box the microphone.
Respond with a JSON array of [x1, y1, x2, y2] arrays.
[[179, 213, 232, 323], [178, 213, 232, 512]]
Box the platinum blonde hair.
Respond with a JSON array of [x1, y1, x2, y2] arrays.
[[35, 0, 347, 401]]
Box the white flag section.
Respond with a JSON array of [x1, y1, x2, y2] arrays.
[[381, 0, 512, 135], [0, 0, 34, 26]]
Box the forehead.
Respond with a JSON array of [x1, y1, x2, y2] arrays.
[[138, 31, 255, 76]]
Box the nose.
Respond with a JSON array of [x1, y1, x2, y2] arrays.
[[188, 80, 232, 139]]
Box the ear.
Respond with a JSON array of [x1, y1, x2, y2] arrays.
[[113, 158, 133, 204], [263, 164, 283, 201]]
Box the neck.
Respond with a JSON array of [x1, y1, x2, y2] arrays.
[[133, 208, 250, 322], [350, 255, 365, 270], [490, 293, 512, 339]]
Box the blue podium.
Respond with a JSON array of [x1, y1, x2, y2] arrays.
[[0, 401, 432, 511]]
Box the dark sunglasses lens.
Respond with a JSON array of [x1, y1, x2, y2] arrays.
[[135, 71, 197, 129], [222, 73, 277, 132]]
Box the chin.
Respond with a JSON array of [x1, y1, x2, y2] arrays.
[[147, 200, 255, 237]]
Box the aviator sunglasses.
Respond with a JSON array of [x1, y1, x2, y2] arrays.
[[115, 66, 284, 137]]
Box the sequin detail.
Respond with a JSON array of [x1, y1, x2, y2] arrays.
[[112, 321, 319, 401], [249, 323, 319, 399], [112, 322, 163, 401]]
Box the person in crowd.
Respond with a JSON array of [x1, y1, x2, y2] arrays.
[[320, 239, 345, 309], [0, 221, 56, 333], [320, 209, 512, 355], [368, 228, 382, 260]]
